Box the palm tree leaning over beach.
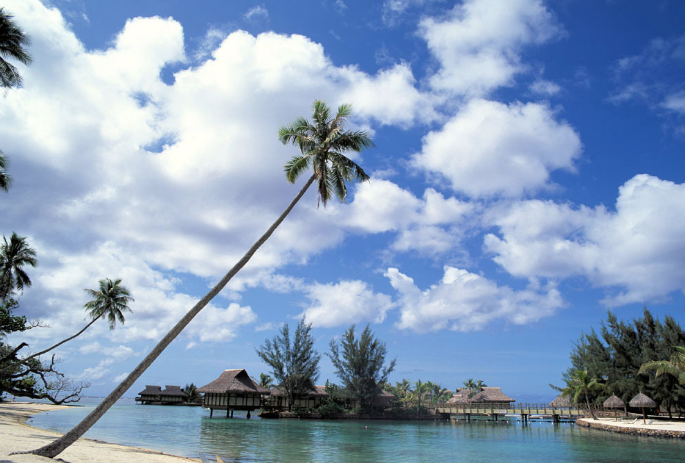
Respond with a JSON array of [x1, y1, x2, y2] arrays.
[[23, 278, 133, 362], [25, 100, 374, 458]]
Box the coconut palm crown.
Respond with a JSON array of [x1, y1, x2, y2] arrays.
[[83, 278, 133, 330], [0, 7, 32, 88], [280, 100, 374, 207], [0, 232, 38, 300]]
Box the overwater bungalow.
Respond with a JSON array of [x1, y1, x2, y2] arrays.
[[160, 385, 186, 405], [447, 388, 472, 405], [136, 385, 162, 404], [470, 387, 515, 407], [344, 389, 396, 409], [197, 369, 270, 418], [269, 385, 329, 409]]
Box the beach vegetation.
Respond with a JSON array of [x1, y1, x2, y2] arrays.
[[256, 318, 321, 411], [328, 324, 395, 411], [23, 278, 133, 361], [259, 372, 274, 389], [183, 383, 200, 404], [556, 308, 685, 418]]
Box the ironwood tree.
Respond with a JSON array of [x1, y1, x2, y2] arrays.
[[328, 324, 395, 411], [557, 308, 685, 418], [256, 318, 321, 411]]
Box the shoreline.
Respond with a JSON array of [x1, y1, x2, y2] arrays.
[[0, 401, 200, 463], [577, 417, 685, 439]]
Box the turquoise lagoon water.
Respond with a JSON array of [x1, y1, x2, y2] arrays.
[[30, 398, 685, 462]]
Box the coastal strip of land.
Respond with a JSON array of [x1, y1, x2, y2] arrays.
[[0, 402, 200, 463], [577, 417, 685, 439]]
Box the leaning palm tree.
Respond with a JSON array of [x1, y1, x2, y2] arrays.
[[552, 369, 604, 420], [23, 279, 133, 362], [0, 7, 32, 89], [0, 150, 11, 193], [639, 346, 685, 385], [25, 100, 373, 458], [0, 232, 37, 301]]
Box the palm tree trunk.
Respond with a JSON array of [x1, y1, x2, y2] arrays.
[[24, 174, 316, 458], [584, 390, 597, 420], [24, 316, 102, 362]]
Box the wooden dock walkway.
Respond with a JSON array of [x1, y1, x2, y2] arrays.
[[432, 403, 589, 423]]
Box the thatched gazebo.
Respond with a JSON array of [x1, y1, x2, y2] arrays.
[[603, 394, 626, 421], [471, 387, 515, 407], [197, 369, 270, 418], [549, 394, 571, 408], [629, 391, 657, 424], [135, 385, 162, 404]]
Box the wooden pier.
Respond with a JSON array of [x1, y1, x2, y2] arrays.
[[432, 403, 588, 423]]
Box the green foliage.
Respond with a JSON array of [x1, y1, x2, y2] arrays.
[[0, 7, 32, 89], [0, 150, 11, 193], [183, 383, 200, 403], [83, 278, 134, 330], [259, 372, 274, 388], [0, 233, 38, 301], [256, 318, 321, 411], [328, 324, 396, 411], [0, 298, 26, 336], [280, 100, 374, 207], [558, 308, 685, 417], [315, 396, 345, 419]]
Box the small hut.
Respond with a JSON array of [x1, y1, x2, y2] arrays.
[[343, 388, 396, 409], [447, 388, 472, 405], [269, 385, 329, 410], [629, 391, 657, 424], [471, 387, 516, 407], [160, 385, 186, 405], [549, 395, 572, 408], [136, 385, 162, 404], [603, 394, 626, 421], [198, 369, 270, 418]]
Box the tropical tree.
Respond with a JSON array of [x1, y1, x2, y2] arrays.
[[256, 318, 321, 411], [25, 100, 374, 458], [552, 369, 604, 420], [414, 379, 429, 413], [396, 378, 411, 404], [259, 372, 274, 389], [639, 346, 685, 385], [475, 379, 487, 390], [0, 233, 37, 301], [328, 324, 396, 410], [183, 383, 200, 404], [463, 378, 476, 391], [0, 150, 11, 193], [23, 279, 133, 361], [0, 7, 32, 89]]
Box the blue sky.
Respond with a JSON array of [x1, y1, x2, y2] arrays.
[[2, 0, 685, 402]]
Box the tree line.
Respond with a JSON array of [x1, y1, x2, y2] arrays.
[[553, 308, 685, 418]]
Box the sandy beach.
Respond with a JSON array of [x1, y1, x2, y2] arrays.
[[0, 402, 200, 463], [577, 417, 685, 438]]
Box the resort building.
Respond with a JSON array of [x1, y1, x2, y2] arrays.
[[470, 387, 516, 407], [447, 388, 472, 405], [135, 385, 187, 405], [197, 369, 270, 418], [268, 385, 329, 410], [135, 385, 162, 404], [160, 385, 186, 405]]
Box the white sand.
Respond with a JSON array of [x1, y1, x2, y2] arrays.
[[578, 416, 685, 432], [0, 402, 200, 463]]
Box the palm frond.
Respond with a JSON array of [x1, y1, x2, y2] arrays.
[[284, 155, 311, 184]]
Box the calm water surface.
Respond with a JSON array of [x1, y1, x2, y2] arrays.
[[30, 398, 685, 462]]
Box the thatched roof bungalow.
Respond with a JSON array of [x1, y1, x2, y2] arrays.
[[549, 394, 572, 408], [269, 385, 328, 410], [160, 385, 186, 404], [447, 388, 472, 405], [471, 387, 515, 406], [344, 389, 397, 410], [135, 385, 162, 404], [198, 369, 270, 418]]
